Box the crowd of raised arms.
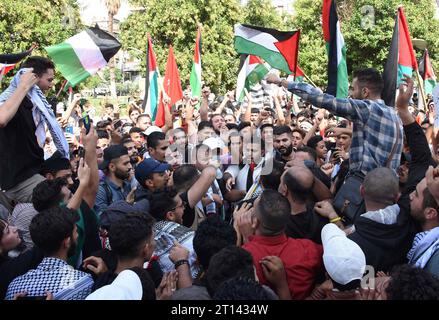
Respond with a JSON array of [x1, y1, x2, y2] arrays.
[[1, 56, 439, 301]]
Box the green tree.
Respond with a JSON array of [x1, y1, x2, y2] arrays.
[[0, 0, 81, 89], [243, 0, 285, 29], [291, 0, 439, 88], [120, 0, 287, 94]]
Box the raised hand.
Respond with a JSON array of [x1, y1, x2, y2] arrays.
[[18, 68, 39, 91], [396, 74, 414, 112]]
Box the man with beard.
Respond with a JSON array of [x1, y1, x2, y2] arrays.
[[5, 206, 93, 300], [274, 125, 295, 164], [95, 145, 132, 217]]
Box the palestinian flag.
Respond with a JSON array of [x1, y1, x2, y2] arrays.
[[419, 49, 437, 95], [382, 7, 418, 107], [234, 24, 300, 74], [0, 46, 35, 81], [45, 27, 121, 87], [287, 65, 305, 82], [236, 54, 270, 102], [322, 0, 349, 98], [142, 35, 160, 121], [189, 26, 202, 99], [155, 46, 183, 127]]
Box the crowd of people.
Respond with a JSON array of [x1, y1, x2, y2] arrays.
[[0, 56, 439, 300]]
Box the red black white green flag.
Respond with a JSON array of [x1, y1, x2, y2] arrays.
[[382, 7, 418, 107], [322, 0, 348, 98], [419, 49, 437, 95], [234, 24, 300, 75]]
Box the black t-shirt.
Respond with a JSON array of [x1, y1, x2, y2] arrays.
[[179, 191, 195, 228], [0, 96, 44, 189], [285, 204, 329, 244]]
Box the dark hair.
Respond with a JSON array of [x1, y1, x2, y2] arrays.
[[121, 137, 134, 145], [237, 121, 251, 132], [352, 68, 384, 96], [109, 212, 155, 260], [282, 170, 312, 203], [128, 105, 141, 116], [255, 190, 290, 235], [172, 164, 199, 193], [129, 127, 143, 135], [97, 120, 112, 129], [20, 56, 55, 77], [296, 146, 318, 161], [149, 188, 178, 221], [251, 108, 260, 114], [205, 246, 255, 297], [273, 125, 292, 136], [226, 123, 239, 131], [260, 160, 285, 190], [193, 216, 237, 271], [97, 130, 110, 140], [147, 131, 166, 149], [386, 264, 439, 300], [306, 135, 323, 150], [292, 128, 306, 139], [213, 276, 273, 300], [105, 103, 114, 110], [198, 121, 214, 132], [30, 206, 79, 256], [32, 178, 68, 212]]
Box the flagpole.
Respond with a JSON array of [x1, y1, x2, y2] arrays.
[[416, 69, 428, 112], [303, 73, 318, 88]]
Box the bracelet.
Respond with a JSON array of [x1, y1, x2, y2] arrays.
[[174, 259, 189, 268], [329, 216, 342, 224]]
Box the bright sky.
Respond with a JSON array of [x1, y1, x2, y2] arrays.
[[76, 0, 131, 25]]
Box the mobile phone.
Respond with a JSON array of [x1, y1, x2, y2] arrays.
[[78, 146, 85, 158], [79, 99, 91, 134]]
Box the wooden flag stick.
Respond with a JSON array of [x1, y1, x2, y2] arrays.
[[415, 69, 428, 112]]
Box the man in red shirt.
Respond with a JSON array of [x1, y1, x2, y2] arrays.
[[241, 189, 324, 299]]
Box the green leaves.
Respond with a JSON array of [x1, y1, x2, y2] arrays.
[[292, 0, 439, 88], [120, 0, 284, 93]]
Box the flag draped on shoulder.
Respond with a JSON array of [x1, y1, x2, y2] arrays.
[[155, 45, 183, 127], [234, 24, 300, 74], [0, 46, 35, 81], [419, 49, 437, 96], [190, 26, 202, 99], [45, 27, 121, 88], [236, 54, 270, 102], [382, 7, 418, 107], [322, 0, 348, 98], [142, 35, 160, 120]]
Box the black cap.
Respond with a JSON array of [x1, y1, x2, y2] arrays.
[[99, 145, 128, 170]]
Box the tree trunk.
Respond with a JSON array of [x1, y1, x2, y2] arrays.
[[108, 13, 117, 99]]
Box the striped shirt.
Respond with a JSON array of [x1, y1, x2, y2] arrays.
[[287, 82, 403, 173], [5, 257, 93, 300]]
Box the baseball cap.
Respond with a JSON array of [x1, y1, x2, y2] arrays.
[[321, 223, 366, 285], [144, 125, 162, 136], [202, 137, 225, 151], [86, 270, 142, 300], [99, 145, 128, 170], [135, 158, 170, 187]]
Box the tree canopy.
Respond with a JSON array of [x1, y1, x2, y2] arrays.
[[290, 0, 439, 87], [120, 0, 283, 93], [0, 0, 81, 89]]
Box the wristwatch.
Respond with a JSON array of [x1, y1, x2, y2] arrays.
[[174, 259, 189, 268]]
